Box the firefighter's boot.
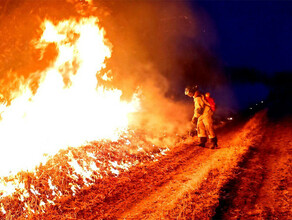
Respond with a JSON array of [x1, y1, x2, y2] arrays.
[[210, 137, 218, 149], [197, 137, 207, 148]]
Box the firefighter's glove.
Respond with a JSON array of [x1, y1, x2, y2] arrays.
[[191, 117, 198, 125], [189, 129, 197, 137]]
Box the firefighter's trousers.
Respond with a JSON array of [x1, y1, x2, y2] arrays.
[[197, 113, 216, 139]]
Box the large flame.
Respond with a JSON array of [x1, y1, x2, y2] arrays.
[[0, 17, 139, 177]]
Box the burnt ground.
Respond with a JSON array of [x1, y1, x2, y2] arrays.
[[5, 110, 292, 219]]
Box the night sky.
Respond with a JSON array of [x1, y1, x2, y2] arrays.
[[194, 1, 292, 74], [191, 1, 292, 112]]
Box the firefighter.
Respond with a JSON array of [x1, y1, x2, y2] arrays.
[[185, 86, 218, 149]]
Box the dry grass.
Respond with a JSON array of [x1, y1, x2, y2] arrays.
[[0, 131, 168, 219]]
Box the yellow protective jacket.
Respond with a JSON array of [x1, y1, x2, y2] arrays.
[[193, 94, 216, 139]]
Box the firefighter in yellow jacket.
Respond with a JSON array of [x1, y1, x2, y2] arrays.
[[185, 86, 218, 149]]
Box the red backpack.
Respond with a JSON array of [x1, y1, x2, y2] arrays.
[[206, 96, 216, 112]]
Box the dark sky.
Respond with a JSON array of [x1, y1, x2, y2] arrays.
[[193, 1, 292, 74], [188, 1, 292, 112]]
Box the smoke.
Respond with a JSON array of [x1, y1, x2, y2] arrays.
[[0, 0, 228, 147], [96, 1, 227, 146]]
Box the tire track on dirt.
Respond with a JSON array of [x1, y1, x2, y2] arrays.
[[213, 118, 292, 219]]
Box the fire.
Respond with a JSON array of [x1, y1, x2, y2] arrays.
[[0, 17, 140, 177]]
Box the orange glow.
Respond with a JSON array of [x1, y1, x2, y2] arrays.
[[0, 17, 140, 177]]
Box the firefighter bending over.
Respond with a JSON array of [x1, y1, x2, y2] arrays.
[[185, 86, 218, 149]]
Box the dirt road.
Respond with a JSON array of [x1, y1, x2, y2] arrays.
[[214, 117, 292, 219], [9, 111, 292, 219]]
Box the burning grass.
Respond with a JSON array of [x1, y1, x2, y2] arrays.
[[0, 130, 170, 219]]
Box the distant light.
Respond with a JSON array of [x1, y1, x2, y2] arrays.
[[249, 107, 253, 110], [256, 104, 258, 106], [227, 117, 233, 121], [261, 101, 264, 103]]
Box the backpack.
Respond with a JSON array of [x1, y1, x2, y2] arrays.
[[206, 97, 216, 112]]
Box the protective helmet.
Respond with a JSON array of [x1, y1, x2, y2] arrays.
[[185, 85, 198, 96]]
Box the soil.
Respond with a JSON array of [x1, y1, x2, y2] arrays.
[[4, 110, 292, 219]]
